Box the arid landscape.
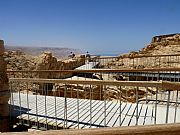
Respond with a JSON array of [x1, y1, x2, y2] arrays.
[[4, 34, 180, 72], [103, 34, 180, 69], [5, 34, 180, 104], [1, 0, 180, 134]]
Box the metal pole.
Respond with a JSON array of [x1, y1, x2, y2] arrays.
[[54, 86, 57, 130], [64, 84, 67, 129], [26, 82, 30, 126], [45, 84, 48, 130], [104, 85, 106, 127], [35, 83, 39, 129], [119, 86, 122, 126], [90, 84, 92, 128], [77, 84, 79, 129], [174, 90, 178, 123], [18, 82, 22, 125], [166, 90, 171, 123], [136, 86, 139, 126], [145, 86, 148, 104], [154, 86, 158, 125]]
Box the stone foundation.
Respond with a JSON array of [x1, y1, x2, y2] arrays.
[[0, 40, 10, 132]]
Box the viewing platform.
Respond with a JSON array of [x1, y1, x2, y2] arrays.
[[10, 93, 180, 129]]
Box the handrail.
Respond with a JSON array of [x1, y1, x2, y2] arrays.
[[9, 78, 161, 87], [91, 53, 180, 59], [2, 123, 180, 135], [121, 53, 180, 58], [9, 78, 180, 90], [6, 67, 180, 73]]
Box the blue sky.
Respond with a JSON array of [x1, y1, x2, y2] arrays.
[[0, 0, 180, 55]]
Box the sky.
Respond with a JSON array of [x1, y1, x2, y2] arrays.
[[0, 0, 180, 55]]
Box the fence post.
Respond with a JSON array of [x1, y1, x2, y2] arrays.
[[0, 39, 10, 132]]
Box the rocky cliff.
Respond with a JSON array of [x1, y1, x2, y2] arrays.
[[140, 33, 180, 55], [122, 33, 180, 57], [104, 33, 180, 69]]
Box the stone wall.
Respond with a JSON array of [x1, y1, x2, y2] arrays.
[[151, 33, 180, 43], [0, 40, 10, 132]]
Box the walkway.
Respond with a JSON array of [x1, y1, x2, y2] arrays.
[[76, 62, 99, 70], [9, 93, 180, 129]]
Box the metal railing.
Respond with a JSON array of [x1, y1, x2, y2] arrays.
[[8, 78, 180, 131], [77, 54, 180, 69], [74, 53, 180, 69], [6, 54, 180, 131], [7, 68, 180, 82]]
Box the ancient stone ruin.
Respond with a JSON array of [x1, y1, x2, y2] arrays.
[[5, 50, 85, 79], [35, 52, 85, 79], [101, 33, 180, 70], [0, 40, 10, 132], [140, 33, 180, 54]]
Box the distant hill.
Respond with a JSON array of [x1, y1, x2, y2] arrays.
[[5, 46, 82, 59]]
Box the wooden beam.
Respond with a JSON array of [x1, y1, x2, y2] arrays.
[[6, 67, 180, 73], [9, 78, 162, 87], [96, 53, 180, 59], [162, 81, 180, 90], [2, 123, 180, 135], [9, 78, 180, 91]]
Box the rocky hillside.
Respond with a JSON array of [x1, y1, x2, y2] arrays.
[[123, 33, 180, 57], [4, 50, 36, 70], [103, 33, 180, 69], [139, 33, 180, 55]]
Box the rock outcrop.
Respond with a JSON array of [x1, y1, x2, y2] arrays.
[[140, 33, 180, 55], [4, 50, 85, 79], [103, 33, 180, 70], [4, 50, 36, 71], [35, 52, 85, 79], [47, 84, 104, 100], [0, 40, 10, 132]]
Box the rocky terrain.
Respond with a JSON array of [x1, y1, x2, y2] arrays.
[[4, 46, 84, 72], [140, 33, 180, 55], [119, 33, 180, 57], [4, 50, 36, 71], [102, 33, 180, 69], [5, 34, 180, 103]]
